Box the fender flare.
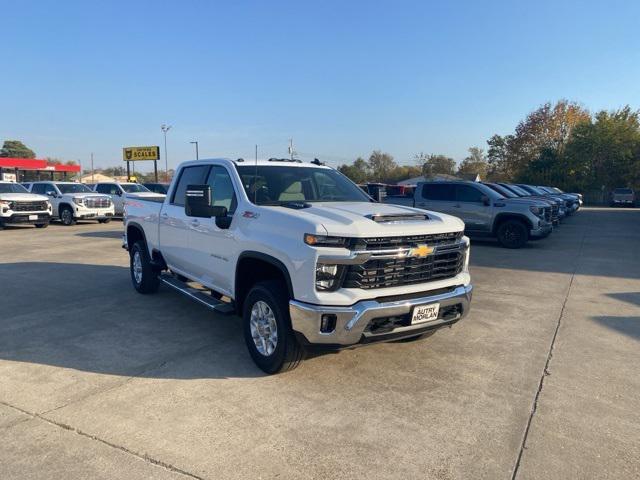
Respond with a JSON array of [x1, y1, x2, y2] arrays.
[[493, 213, 533, 233], [235, 251, 294, 299]]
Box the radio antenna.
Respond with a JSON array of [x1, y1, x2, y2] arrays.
[[253, 144, 258, 204]]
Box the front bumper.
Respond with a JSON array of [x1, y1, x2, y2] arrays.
[[289, 284, 473, 346], [530, 223, 552, 239], [76, 208, 114, 219], [1, 213, 51, 225]]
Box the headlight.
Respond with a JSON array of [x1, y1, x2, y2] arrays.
[[0, 200, 12, 209], [315, 263, 342, 291], [72, 197, 84, 206], [304, 234, 349, 248], [529, 205, 544, 218]]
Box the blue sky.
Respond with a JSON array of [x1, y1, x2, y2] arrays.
[[2, 0, 639, 171]]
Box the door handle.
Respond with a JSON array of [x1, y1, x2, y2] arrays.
[[454, 204, 461, 208], [161, 212, 168, 217], [190, 219, 200, 226]]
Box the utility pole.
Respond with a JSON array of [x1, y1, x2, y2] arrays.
[[161, 124, 172, 181], [91, 153, 94, 183], [190, 141, 199, 160], [255, 144, 258, 163]]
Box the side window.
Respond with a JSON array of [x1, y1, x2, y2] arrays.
[[110, 184, 121, 195], [206, 166, 237, 214], [421, 183, 455, 201], [31, 184, 46, 194], [456, 185, 484, 203], [171, 165, 210, 206], [96, 184, 110, 194]]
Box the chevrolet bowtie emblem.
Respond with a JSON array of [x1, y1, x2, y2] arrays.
[[409, 244, 434, 258]]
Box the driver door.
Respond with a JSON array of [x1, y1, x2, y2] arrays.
[[188, 165, 238, 295]]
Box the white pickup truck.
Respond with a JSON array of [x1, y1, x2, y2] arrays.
[[0, 181, 52, 229], [124, 158, 473, 373]]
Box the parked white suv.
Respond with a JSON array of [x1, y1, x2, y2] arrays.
[[0, 181, 52, 229], [92, 182, 163, 216], [26, 181, 114, 225], [124, 158, 473, 373]]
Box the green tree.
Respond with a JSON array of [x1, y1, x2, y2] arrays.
[[457, 147, 488, 179], [563, 106, 640, 191], [338, 157, 370, 183], [367, 150, 397, 181], [0, 140, 36, 158], [419, 153, 456, 177]]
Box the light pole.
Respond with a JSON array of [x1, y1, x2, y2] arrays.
[[190, 141, 199, 160], [161, 124, 172, 181]]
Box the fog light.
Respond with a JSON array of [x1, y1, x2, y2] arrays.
[[320, 314, 337, 333]]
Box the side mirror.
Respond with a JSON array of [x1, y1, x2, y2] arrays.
[[481, 195, 490, 206], [185, 184, 227, 218], [46, 191, 56, 197]]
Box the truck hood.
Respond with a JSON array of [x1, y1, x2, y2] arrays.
[[0, 193, 49, 202], [278, 201, 465, 237], [64, 192, 111, 199], [124, 191, 166, 200], [500, 197, 548, 207]]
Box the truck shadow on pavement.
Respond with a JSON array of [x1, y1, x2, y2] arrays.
[[75, 230, 123, 239], [591, 292, 640, 341], [0, 262, 265, 379]]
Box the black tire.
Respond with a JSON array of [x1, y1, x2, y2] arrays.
[[0, 222, 4, 230], [394, 330, 437, 343], [242, 280, 305, 374], [98, 218, 112, 224], [130, 241, 160, 294], [35, 223, 48, 229], [496, 219, 529, 248], [60, 206, 76, 226]]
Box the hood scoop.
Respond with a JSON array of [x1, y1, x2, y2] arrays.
[[366, 213, 429, 223]]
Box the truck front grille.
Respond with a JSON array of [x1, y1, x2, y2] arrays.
[[84, 197, 111, 208], [355, 231, 463, 250], [343, 249, 464, 289], [12, 201, 48, 212]]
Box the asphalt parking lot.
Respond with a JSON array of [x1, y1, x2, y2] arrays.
[[1, 207, 639, 480]]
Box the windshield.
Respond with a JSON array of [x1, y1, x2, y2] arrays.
[[485, 183, 517, 198], [121, 183, 150, 193], [55, 183, 92, 194], [236, 165, 371, 205], [503, 184, 529, 196], [551, 187, 564, 194], [0, 183, 29, 194]]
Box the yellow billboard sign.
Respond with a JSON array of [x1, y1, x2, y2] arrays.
[[123, 146, 160, 161]]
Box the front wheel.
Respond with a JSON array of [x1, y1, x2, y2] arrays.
[[98, 218, 112, 224], [60, 206, 76, 226], [130, 241, 160, 294], [243, 280, 305, 374], [496, 220, 529, 248], [35, 223, 48, 229]]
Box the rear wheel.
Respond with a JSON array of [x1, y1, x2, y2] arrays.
[[243, 280, 304, 374], [60, 206, 76, 226], [496, 220, 529, 248], [130, 241, 160, 294]]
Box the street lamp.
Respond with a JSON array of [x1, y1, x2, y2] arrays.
[[161, 124, 172, 181], [190, 141, 199, 160]]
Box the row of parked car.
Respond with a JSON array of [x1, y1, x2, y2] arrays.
[[0, 180, 168, 229], [382, 180, 583, 248]]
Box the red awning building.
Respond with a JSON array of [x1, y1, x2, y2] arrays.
[[0, 158, 81, 182]]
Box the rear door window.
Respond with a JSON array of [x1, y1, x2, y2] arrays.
[[421, 183, 455, 201]]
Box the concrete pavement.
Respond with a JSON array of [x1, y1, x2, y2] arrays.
[[0, 208, 638, 479]]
